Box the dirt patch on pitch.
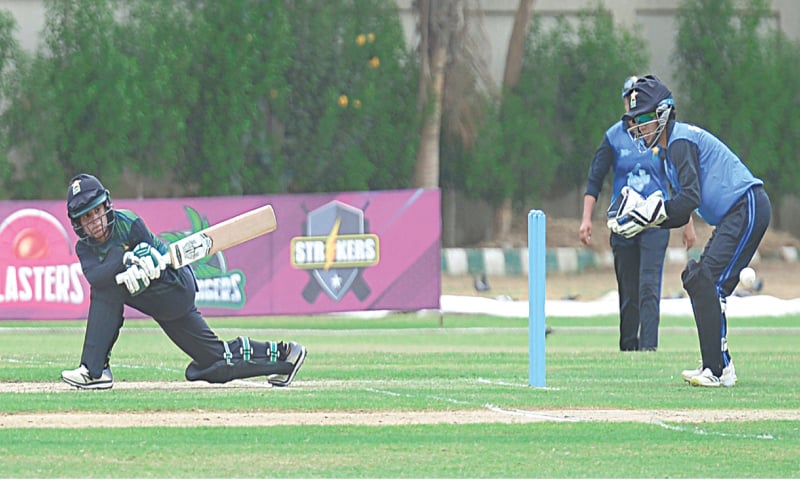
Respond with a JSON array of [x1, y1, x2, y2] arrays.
[[4, 409, 800, 429], [3, 407, 799, 429], [1, 381, 799, 428]]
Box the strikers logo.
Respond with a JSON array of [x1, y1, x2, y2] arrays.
[[291, 200, 379, 302]]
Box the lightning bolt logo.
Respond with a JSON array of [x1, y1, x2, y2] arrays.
[[323, 217, 341, 271]]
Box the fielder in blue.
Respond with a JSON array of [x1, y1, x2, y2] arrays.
[[581, 75, 695, 352], [61, 173, 307, 389], [610, 76, 771, 387]]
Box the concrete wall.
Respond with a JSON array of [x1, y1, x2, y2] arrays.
[[0, 0, 45, 52], [395, 0, 800, 99], [6, 0, 800, 88]]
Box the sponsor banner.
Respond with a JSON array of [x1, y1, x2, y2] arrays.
[[0, 189, 440, 320]]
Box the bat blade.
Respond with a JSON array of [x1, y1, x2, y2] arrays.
[[116, 204, 277, 284], [167, 204, 277, 268]]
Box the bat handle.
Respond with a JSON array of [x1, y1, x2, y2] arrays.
[[159, 251, 172, 269]]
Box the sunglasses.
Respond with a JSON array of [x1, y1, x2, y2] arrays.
[[634, 112, 656, 124]]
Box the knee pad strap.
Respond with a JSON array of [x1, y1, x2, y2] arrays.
[[222, 340, 233, 366], [240, 336, 254, 363], [268, 341, 279, 362]]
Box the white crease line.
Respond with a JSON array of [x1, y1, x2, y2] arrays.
[[652, 420, 775, 440], [365, 388, 404, 397], [478, 377, 528, 388], [2, 356, 186, 375], [478, 377, 559, 390], [230, 378, 274, 388], [426, 395, 472, 406], [4, 357, 62, 366], [365, 387, 472, 406]]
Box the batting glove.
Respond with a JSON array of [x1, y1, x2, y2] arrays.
[[132, 242, 167, 280], [123, 243, 166, 280], [118, 264, 150, 296]]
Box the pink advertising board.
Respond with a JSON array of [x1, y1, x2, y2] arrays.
[[0, 189, 441, 320]]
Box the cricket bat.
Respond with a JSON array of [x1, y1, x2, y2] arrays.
[[116, 204, 277, 284]]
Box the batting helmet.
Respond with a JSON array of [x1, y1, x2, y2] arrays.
[[622, 75, 675, 151], [66, 173, 115, 243]]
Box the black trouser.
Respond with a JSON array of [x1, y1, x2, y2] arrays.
[[80, 267, 264, 378], [611, 227, 670, 351], [682, 186, 771, 376]]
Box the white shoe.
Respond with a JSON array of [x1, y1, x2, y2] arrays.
[[681, 364, 703, 383], [682, 360, 736, 386], [61, 364, 113, 390], [720, 362, 737, 387], [689, 364, 737, 388], [268, 342, 307, 387], [690, 368, 721, 387]]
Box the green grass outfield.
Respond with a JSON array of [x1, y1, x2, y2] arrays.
[[1, 313, 799, 478]]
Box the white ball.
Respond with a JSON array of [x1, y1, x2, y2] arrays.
[[739, 267, 756, 289]]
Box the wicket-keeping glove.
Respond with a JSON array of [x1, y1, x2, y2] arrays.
[[118, 264, 150, 296], [625, 191, 668, 228], [607, 186, 645, 232], [611, 216, 646, 238], [613, 191, 668, 238]]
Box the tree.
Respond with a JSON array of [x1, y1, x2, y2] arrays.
[[180, 0, 293, 196], [495, 0, 536, 239], [471, 6, 646, 222], [673, 0, 800, 227], [0, 0, 417, 198], [117, 0, 199, 197], [412, 0, 492, 189], [0, 8, 22, 192], [1, 0, 139, 198], [279, 0, 418, 193]]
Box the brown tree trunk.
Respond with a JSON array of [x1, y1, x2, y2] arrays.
[[413, 45, 446, 188], [494, 197, 514, 244], [503, 0, 535, 87], [495, 0, 536, 240]]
